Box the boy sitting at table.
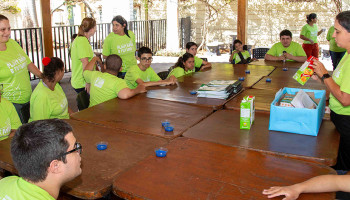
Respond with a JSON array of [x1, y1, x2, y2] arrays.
[[125, 46, 177, 89], [83, 55, 146, 107]]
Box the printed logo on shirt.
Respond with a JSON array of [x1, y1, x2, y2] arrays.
[[116, 41, 134, 55], [2, 82, 22, 101], [60, 97, 68, 110], [6, 55, 27, 74], [0, 118, 11, 137], [94, 77, 105, 88], [311, 31, 317, 37]]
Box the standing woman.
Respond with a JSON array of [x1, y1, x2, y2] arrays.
[[102, 15, 137, 78], [29, 57, 72, 122], [312, 11, 350, 171], [186, 42, 211, 71], [0, 14, 42, 123], [300, 13, 325, 58], [70, 17, 97, 93]]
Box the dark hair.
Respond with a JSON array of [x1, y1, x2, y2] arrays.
[[137, 46, 153, 57], [306, 13, 317, 24], [112, 15, 130, 38], [186, 42, 197, 50], [43, 57, 64, 82], [280, 29, 292, 38], [0, 14, 9, 21], [172, 53, 194, 70], [233, 39, 243, 50], [78, 17, 96, 36], [336, 11, 350, 33], [71, 34, 77, 41], [105, 54, 122, 73], [11, 119, 72, 182]]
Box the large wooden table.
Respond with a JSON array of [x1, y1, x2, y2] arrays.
[[113, 137, 335, 200], [183, 110, 339, 166], [71, 95, 213, 139], [0, 119, 168, 199], [252, 59, 303, 68], [146, 63, 275, 109]]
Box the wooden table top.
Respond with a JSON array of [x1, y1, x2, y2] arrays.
[[146, 63, 274, 109], [224, 88, 276, 111], [0, 119, 168, 199], [183, 110, 339, 166], [253, 76, 327, 91], [71, 96, 213, 139], [252, 59, 303, 68], [113, 137, 335, 200]]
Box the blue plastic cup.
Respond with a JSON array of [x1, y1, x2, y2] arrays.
[[155, 147, 168, 157], [96, 142, 108, 150]]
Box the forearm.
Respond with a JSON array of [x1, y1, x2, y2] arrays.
[[289, 55, 307, 62], [200, 62, 212, 70], [142, 80, 167, 87], [300, 35, 311, 42], [118, 88, 140, 99], [27, 63, 42, 78], [324, 78, 350, 106], [265, 54, 281, 61], [84, 57, 98, 71], [297, 175, 350, 193]]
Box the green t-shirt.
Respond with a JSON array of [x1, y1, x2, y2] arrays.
[[266, 41, 306, 61], [0, 39, 32, 104], [194, 56, 203, 69], [329, 52, 350, 115], [29, 81, 69, 122], [327, 26, 346, 52], [167, 67, 194, 78], [70, 36, 93, 89], [83, 70, 128, 107], [231, 50, 251, 64], [125, 64, 161, 89], [301, 24, 319, 44], [0, 97, 21, 141], [0, 176, 55, 200], [102, 31, 137, 73]]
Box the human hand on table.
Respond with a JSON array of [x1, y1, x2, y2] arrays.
[[263, 185, 301, 200]]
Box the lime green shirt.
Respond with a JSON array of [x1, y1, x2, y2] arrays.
[[167, 67, 194, 78], [330, 52, 350, 115], [266, 41, 306, 61], [70, 36, 93, 89], [125, 64, 161, 89], [327, 26, 346, 52], [0, 97, 21, 141], [231, 50, 251, 64], [194, 56, 203, 69], [29, 81, 69, 122], [301, 24, 319, 44], [83, 70, 128, 107], [0, 176, 55, 200], [102, 31, 137, 73], [0, 39, 32, 104]]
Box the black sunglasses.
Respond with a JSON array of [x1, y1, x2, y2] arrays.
[[60, 142, 82, 158]]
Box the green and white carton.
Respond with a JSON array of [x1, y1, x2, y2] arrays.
[[240, 96, 255, 129]]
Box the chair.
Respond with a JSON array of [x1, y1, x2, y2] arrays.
[[76, 90, 90, 111], [252, 48, 270, 59], [157, 71, 170, 80], [20, 102, 30, 123]]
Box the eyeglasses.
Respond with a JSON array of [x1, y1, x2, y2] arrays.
[[141, 57, 153, 62], [60, 142, 82, 158]]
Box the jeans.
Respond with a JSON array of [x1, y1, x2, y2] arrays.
[[330, 51, 346, 70]]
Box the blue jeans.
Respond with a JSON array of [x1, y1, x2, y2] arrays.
[[330, 51, 346, 70]]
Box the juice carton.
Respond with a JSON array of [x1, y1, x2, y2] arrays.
[[293, 56, 317, 85], [240, 96, 255, 129]]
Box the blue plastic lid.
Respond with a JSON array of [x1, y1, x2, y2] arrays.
[[245, 70, 250, 74], [165, 126, 174, 132], [96, 142, 108, 150], [155, 147, 168, 157], [266, 78, 271, 82], [283, 68, 288, 71], [189, 90, 197, 95], [161, 120, 170, 127], [239, 77, 245, 81]]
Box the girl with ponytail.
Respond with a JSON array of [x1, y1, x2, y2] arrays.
[[300, 13, 325, 58], [167, 53, 195, 78], [102, 15, 137, 78]]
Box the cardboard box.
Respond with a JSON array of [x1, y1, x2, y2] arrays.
[[240, 96, 255, 129], [269, 88, 326, 136]]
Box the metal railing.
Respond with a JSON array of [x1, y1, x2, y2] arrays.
[[11, 18, 190, 80]]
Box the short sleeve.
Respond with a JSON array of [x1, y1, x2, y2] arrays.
[[300, 25, 308, 36], [6, 101, 21, 129], [83, 70, 94, 83], [266, 44, 277, 56], [30, 94, 51, 121], [102, 35, 111, 56]]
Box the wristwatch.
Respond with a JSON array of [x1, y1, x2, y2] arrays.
[[321, 73, 331, 81]]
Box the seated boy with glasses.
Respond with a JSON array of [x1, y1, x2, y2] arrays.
[[125, 46, 177, 89], [83, 54, 146, 107], [0, 119, 82, 199]]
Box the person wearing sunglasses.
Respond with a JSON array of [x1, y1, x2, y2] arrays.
[[0, 119, 82, 199], [125, 46, 177, 89]]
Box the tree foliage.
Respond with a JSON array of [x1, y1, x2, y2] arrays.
[[0, 0, 21, 14]]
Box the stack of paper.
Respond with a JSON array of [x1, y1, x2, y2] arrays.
[[196, 80, 242, 99]]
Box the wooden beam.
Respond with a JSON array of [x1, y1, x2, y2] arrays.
[[40, 0, 53, 57], [237, 0, 247, 43]]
